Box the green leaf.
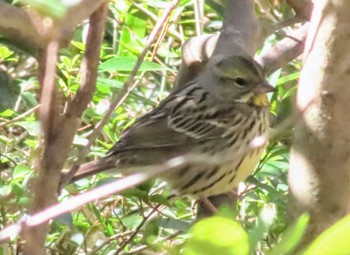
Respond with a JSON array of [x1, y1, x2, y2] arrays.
[[54, 212, 73, 227], [13, 164, 32, 179], [268, 214, 309, 255], [73, 135, 88, 146], [99, 57, 172, 72], [16, 121, 40, 136], [149, 194, 170, 206], [0, 109, 14, 117], [249, 204, 277, 251], [120, 187, 148, 200], [183, 216, 249, 255], [97, 78, 124, 89], [122, 214, 144, 229], [0, 46, 14, 59], [159, 218, 192, 231], [117, 8, 148, 57], [303, 214, 350, 255], [276, 72, 299, 86]]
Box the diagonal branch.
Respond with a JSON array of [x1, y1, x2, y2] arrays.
[[258, 23, 309, 75]]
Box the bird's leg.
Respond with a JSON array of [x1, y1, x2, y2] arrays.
[[199, 197, 218, 215]]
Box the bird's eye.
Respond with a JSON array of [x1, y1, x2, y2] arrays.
[[235, 77, 247, 86]]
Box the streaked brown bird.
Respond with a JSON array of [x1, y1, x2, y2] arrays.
[[72, 54, 274, 197]]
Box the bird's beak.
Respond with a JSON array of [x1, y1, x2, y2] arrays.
[[254, 82, 275, 94]]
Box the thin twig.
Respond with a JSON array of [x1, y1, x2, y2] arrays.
[[116, 204, 161, 254], [87, 230, 134, 254], [120, 230, 182, 255], [0, 105, 40, 129], [132, 1, 183, 41]]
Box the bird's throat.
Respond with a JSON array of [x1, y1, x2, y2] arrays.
[[252, 94, 269, 106]]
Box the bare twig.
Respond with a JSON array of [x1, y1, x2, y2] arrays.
[[132, 1, 183, 41], [120, 231, 182, 255], [87, 230, 134, 254], [116, 204, 161, 254], [0, 105, 40, 129]]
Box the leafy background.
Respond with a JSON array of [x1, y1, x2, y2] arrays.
[[2, 1, 347, 255]]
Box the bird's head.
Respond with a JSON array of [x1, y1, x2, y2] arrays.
[[199, 54, 275, 106]]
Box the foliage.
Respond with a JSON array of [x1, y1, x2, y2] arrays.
[[2, 0, 347, 255]]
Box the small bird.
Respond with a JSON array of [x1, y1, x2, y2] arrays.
[[72, 54, 274, 198]]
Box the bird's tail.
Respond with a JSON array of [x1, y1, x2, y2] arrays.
[[70, 157, 116, 183]]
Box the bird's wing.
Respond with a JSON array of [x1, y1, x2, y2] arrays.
[[108, 85, 244, 154]]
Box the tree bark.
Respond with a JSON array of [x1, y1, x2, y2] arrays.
[[288, 0, 350, 245]]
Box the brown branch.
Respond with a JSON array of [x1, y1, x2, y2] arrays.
[[21, 3, 109, 254], [286, 0, 313, 20], [87, 231, 134, 254], [66, 5, 108, 117], [0, 105, 40, 129], [60, 0, 108, 47], [258, 23, 309, 75], [213, 0, 258, 56], [0, 0, 107, 54], [289, 0, 350, 246], [174, 0, 259, 90], [173, 34, 218, 89], [0, 1, 45, 53], [22, 30, 61, 255]]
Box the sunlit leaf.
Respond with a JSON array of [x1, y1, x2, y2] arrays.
[[99, 57, 172, 72], [13, 164, 32, 179], [183, 216, 249, 255], [303, 214, 350, 255]]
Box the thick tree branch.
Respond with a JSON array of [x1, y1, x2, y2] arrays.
[[60, 0, 107, 46], [0, 0, 107, 54], [174, 0, 260, 90], [289, 0, 350, 245], [258, 23, 309, 75], [173, 1, 307, 90], [21, 3, 109, 254], [0, 1, 45, 53], [22, 32, 61, 255], [213, 0, 258, 56], [286, 0, 313, 20]]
